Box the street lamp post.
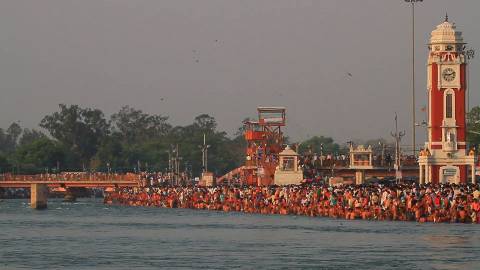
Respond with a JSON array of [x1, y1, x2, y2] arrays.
[[166, 149, 173, 186], [378, 141, 386, 167], [199, 133, 211, 172], [391, 113, 406, 182], [320, 143, 324, 167], [171, 144, 180, 185], [405, 0, 423, 156], [466, 48, 475, 121]]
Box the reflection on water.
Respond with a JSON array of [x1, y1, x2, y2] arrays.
[[1, 199, 479, 270]]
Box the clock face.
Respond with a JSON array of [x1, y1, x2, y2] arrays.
[[442, 68, 456, 82]]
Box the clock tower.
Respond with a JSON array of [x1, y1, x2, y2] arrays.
[[418, 16, 477, 184]]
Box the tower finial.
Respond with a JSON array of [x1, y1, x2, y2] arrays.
[[445, 12, 449, 22]]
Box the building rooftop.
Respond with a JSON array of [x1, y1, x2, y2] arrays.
[[430, 16, 464, 45]]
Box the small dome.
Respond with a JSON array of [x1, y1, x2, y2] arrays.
[[278, 145, 299, 156], [430, 18, 463, 45]]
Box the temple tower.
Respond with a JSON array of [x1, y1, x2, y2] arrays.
[[418, 16, 476, 184]]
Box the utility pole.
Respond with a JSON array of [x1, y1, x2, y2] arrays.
[[107, 162, 111, 180], [466, 48, 475, 143], [391, 113, 406, 182], [172, 144, 180, 186], [404, 0, 423, 155], [199, 133, 210, 172], [320, 143, 324, 167], [166, 149, 172, 185], [379, 141, 386, 167]]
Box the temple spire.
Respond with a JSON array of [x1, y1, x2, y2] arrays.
[[445, 12, 449, 22]]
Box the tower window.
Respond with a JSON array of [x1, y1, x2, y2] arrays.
[[446, 93, 453, 118]]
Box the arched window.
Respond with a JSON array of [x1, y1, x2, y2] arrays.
[[445, 130, 456, 143], [446, 93, 453, 118]]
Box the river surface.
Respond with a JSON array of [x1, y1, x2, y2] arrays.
[[1, 198, 479, 270]]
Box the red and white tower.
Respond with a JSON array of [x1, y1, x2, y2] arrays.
[[418, 16, 476, 184]]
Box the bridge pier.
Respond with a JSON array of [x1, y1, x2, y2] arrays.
[[31, 183, 48, 209]]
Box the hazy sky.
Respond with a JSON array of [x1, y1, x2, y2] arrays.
[[0, 0, 479, 145]]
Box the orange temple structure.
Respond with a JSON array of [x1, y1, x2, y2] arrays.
[[243, 107, 286, 186], [217, 107, 286, 186]]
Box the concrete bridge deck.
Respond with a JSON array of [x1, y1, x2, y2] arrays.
[[0, 174, 140, 209], [0, 180, 139, 188], [0, 174, 140, 189]]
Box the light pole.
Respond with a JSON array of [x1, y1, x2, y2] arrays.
[[199, 133, 210, 172], [320, 143, 324, 167], [466, 48, 475, 119], [171, 144, 180, 185], [378, 141, 386, 167], [165, 149, 172, 185], [391, 113, 406, 182], [405, 0, 423, 156]]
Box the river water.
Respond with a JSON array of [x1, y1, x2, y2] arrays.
[[1, 198, 479, 270]]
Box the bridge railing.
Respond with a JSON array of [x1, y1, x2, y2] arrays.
[[0, 172, 141, 182]]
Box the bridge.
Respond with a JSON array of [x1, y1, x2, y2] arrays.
[[0, 173, 140, 209]]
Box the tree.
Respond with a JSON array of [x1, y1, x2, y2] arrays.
[[0, 154, 10, 173], [19, 129, 46, 146], [111, 106, 171, 144], [14, 138, 65, 172], [193, 114, 217, 132], [0, 128, 7, 154], [94, 134, 125, 170], [0, 122, 22, 154], [6, 122, 22, 147], [467, 106, 480, 148], [40, 104, 110, 166], [0, 108, 250, 176], [298, 136, 340, 155]]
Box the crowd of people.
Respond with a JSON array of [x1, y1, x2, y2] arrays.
[[105, 183, 480, 224]]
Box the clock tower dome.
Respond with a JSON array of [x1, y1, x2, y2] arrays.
[[418, 16, 476, 184]]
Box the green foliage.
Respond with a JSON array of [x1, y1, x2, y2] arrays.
[[111, 105, 171, 144], [7, 122, 22, 146], [298, 136, 340, 155], [1, 104, 347, 177], [0, 128, 7, 154], [0, 154, 10, 172], [467, 106, 480, 147], [13, 138, 65, 171], [40, 104, 110, 163], [19, 129, 46, 146], [94, 134, 125, 170], [0, 123, 23, 154]]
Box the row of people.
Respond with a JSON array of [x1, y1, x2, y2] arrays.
[[104, 183, 480, 224]]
